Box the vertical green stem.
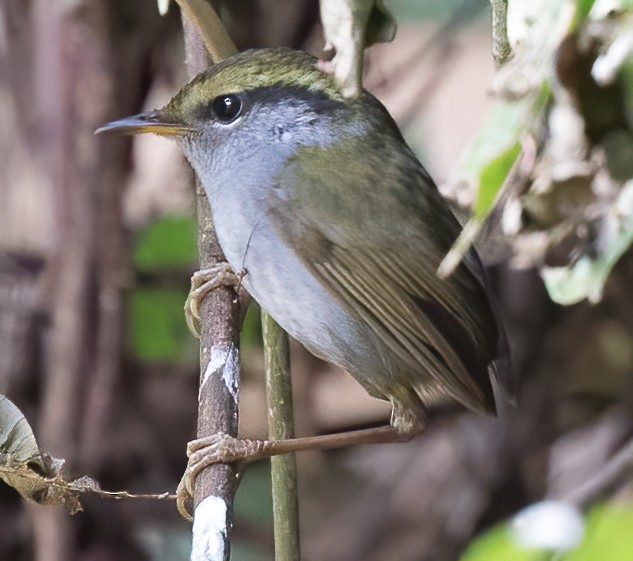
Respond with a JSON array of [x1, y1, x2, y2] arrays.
[[262, 311, 301, 561]]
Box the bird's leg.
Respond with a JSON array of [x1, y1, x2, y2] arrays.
[[184, 263, 246, 337], [176, 407, 426, 519]]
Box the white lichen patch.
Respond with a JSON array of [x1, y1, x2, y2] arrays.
[[200, 345, 239, 403], [191, 495, 228, 561]]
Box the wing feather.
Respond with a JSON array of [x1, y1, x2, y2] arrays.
[[267, 132, 501, 413], [315, 247, 495, 412]]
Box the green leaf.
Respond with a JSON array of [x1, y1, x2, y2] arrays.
[[462, 503, 633, 561], [574, 0, 596, 25], [460, 524, 541, 561], [454, 85, 549, 219], [129, 288, 194, 361], [439, 87, 549, 277], [133, 216, 197, 272], [474, 141, 521, 218], [457, 89, 547, 194], [570, 504, 633, 561]]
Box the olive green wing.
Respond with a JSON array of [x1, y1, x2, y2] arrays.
[[269, 138, 499, 413]]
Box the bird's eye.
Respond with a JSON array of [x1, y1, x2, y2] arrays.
[[211, 94, 242, 123]]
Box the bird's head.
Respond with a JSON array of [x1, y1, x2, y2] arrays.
[[97, 48, 356, 151]]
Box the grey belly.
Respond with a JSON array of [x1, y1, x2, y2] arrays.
[[214, 210, 383, 381]]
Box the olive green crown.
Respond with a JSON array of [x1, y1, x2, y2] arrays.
[[165, 48, 345, 119]]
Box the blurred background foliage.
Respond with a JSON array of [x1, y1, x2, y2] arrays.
[[464, 503, 633, 561], [1, 0, 633, 560]]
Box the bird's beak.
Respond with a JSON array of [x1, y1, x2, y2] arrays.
[[95, 110, 193, 137]]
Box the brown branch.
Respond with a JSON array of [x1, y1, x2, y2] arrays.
[[179, 7, 243, 561]]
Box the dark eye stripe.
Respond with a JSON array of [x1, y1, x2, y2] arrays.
[[212, 94, 242, 123]]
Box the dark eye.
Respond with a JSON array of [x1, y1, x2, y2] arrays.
[[212, 94, 242, 123]]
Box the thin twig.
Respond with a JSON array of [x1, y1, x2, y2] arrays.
[[490, 0, 511, 66], [0, 466, 178, 501], [262, 311, 300, 561]]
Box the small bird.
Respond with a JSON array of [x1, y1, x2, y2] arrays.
[[99, 48, 507, 462]]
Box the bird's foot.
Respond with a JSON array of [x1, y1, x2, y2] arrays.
[[176, 432, 268, 520], [184, 263, 246, 337], [175, 412, 426, 519]]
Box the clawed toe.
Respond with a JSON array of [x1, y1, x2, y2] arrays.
[[176, 433, 265, 521], [184, 264, 245, 337], [176, 476, 194, 521]]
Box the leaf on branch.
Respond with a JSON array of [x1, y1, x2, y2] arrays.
[[438, 92, 547, 277], [0, 394, 100, 514], [442, 0, 633, 301], [0, 394, 42, 466], [0, 395, 176, 514]]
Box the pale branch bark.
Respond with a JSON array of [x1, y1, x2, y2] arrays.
[[180, 9, 243, 561], [490, 0, 511, 66], [263, 311, 300, 561]]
